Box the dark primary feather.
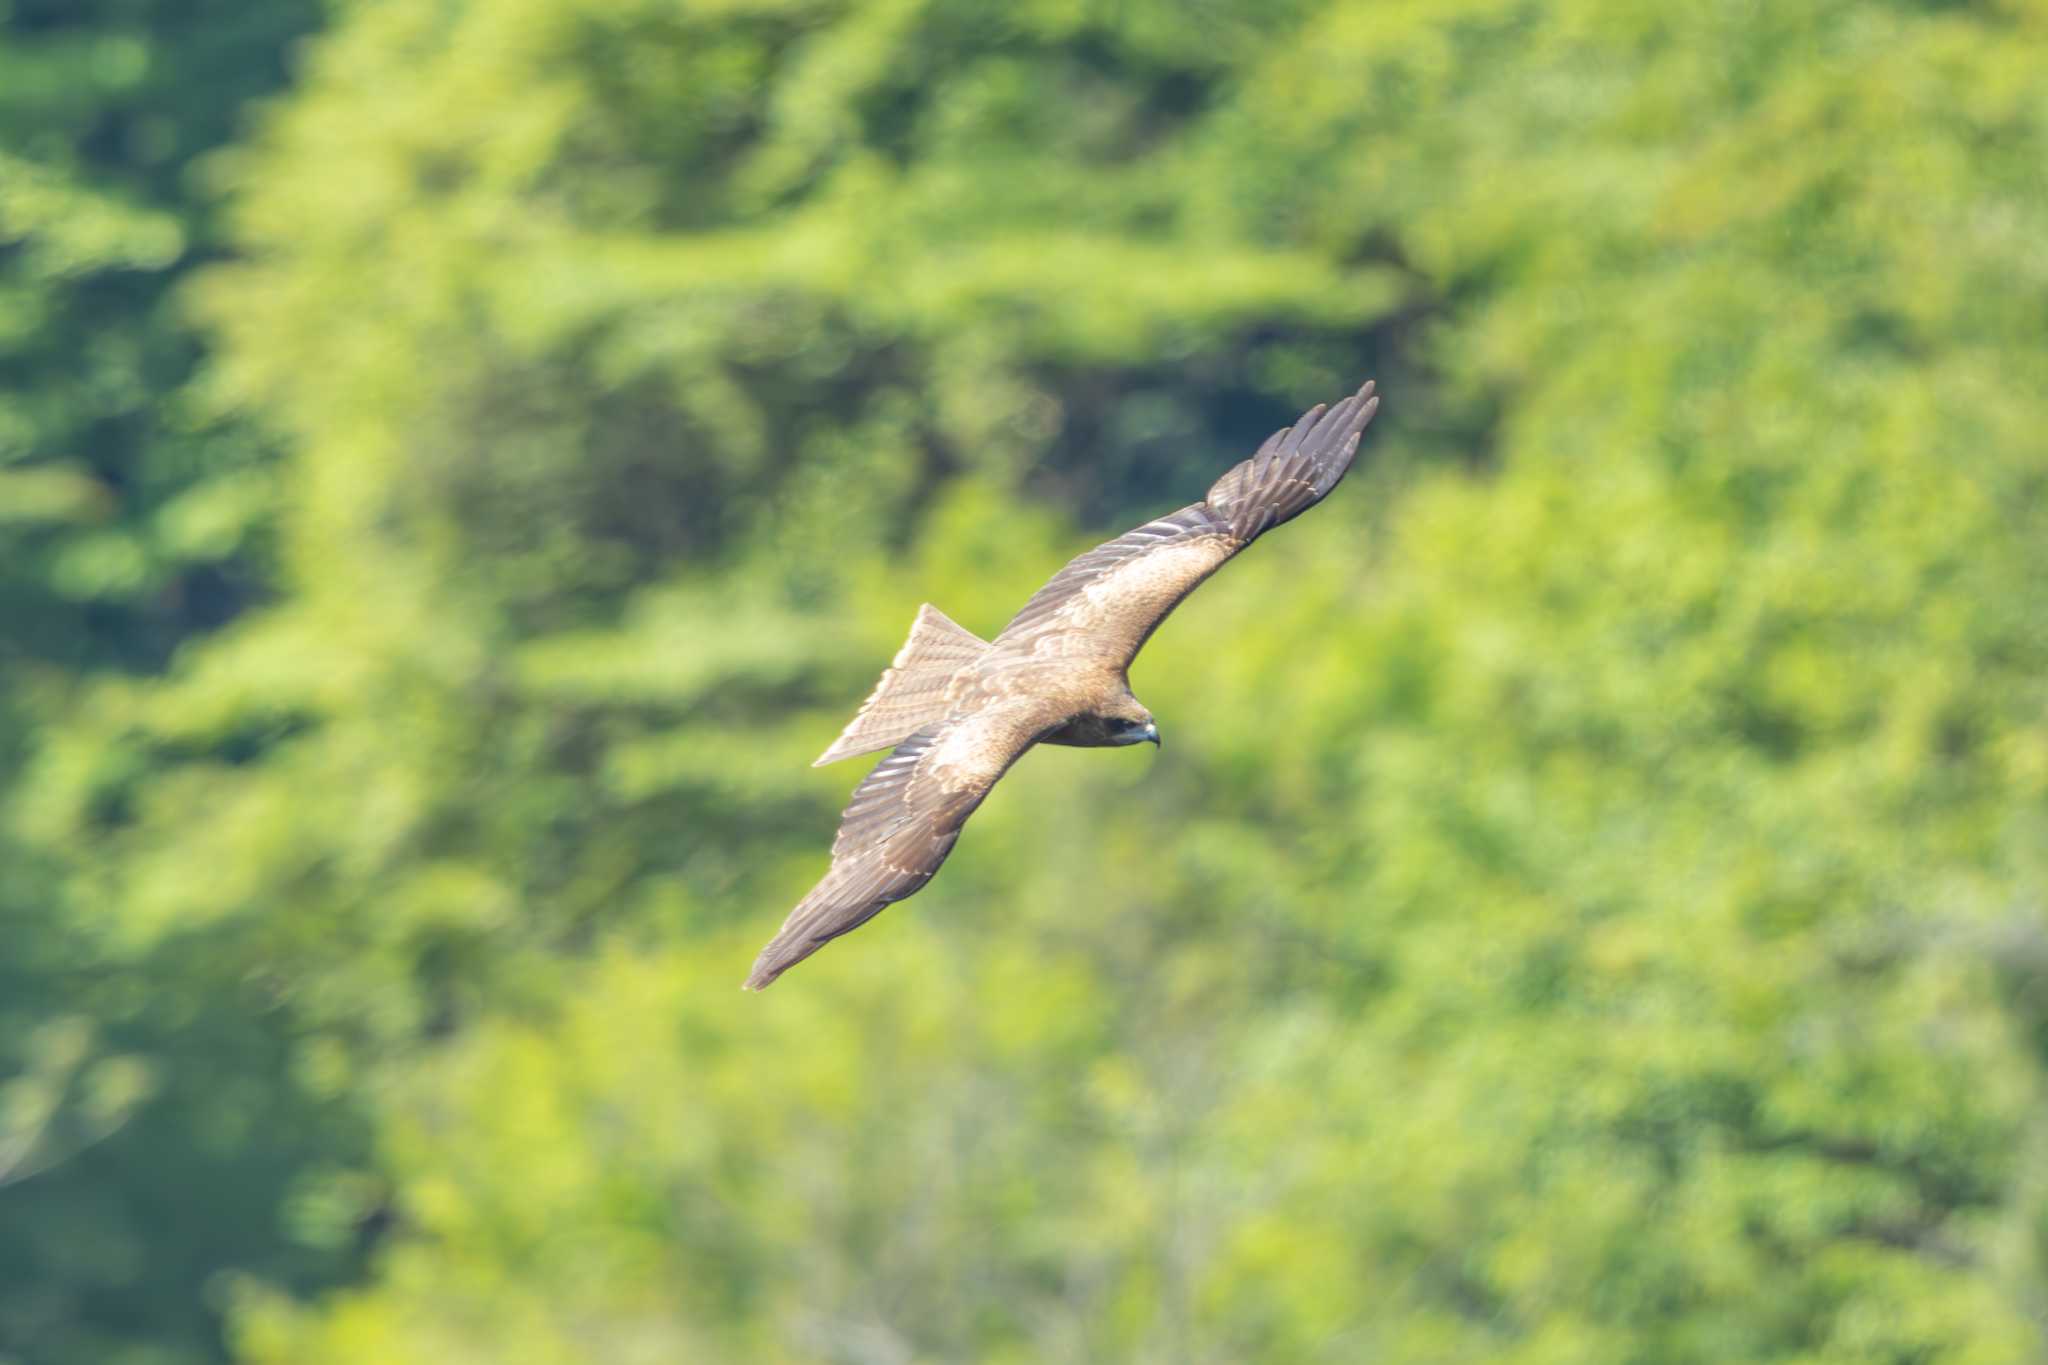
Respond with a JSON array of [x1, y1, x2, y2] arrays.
[[1204, 380, 1379, 540]]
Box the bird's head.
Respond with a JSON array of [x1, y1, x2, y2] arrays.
[[1106, 705, 1161, 749]]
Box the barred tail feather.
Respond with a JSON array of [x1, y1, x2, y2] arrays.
[[813, 605, 989, 766]]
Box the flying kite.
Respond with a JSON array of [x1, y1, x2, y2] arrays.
[[746, 380, 1380, 989]]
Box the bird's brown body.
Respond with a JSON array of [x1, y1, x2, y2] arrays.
[[745, 381, 1380, 989]]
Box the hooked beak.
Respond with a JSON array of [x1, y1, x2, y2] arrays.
[[1142, 721, 1160, 748]]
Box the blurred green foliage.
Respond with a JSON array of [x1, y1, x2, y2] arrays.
[[5, 0, 2048, 1361], [1, 5, 349, 1364]]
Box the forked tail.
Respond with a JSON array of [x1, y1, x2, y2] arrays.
[[814, 605, 989, 766]]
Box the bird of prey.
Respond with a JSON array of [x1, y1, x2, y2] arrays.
[[745, 380, 1380, 989]]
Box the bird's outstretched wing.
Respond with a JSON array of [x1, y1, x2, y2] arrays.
[[745, 709, 1038, 989], [996, 380, 1379, 664]]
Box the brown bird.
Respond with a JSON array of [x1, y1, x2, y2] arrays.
[[745, 380, 1380, 989]]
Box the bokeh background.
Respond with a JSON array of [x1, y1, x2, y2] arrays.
[[6, 0, 2048, 1360]]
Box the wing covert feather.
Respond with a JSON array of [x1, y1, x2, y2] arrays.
[[995, 381, 1379, 664]]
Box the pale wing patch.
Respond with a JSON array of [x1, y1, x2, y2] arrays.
[[1028, 631, 1107, 661], [995, 505, 1230, 644], [1061, 535, 1236, 631], [925, 702, 1042, 788]]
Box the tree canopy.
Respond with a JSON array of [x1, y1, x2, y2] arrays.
[[4, 0, 2046, 1361]]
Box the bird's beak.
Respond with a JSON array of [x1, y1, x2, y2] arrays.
[[1143, 721, 1160, 748]]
